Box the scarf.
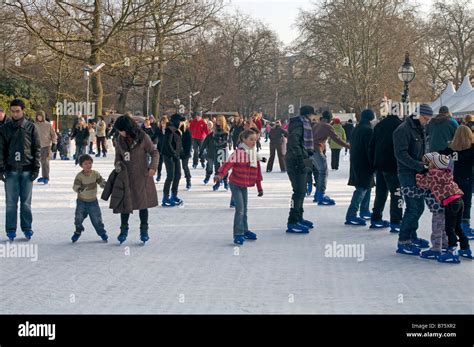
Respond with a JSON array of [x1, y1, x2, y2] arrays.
[[300, 116, 314, 151], [240, 143, 258, 168]]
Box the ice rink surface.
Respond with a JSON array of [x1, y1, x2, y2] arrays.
[[0, 141, 472, 314]]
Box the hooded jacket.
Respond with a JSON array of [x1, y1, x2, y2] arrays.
[[426, 114, 458, 152]]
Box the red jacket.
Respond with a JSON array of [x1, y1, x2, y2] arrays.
[[254, 118, 263, 132], [219, 149, 263, 192], [416, 168, 463, 206], [189, 118, 209, 140]]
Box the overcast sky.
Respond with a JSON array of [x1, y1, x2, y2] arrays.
[[225, 0, 433, 46]]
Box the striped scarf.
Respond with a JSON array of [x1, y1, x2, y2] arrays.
[[300, 116, 314, 151]]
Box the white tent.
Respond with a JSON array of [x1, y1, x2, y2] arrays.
[[449, 77, 474, 114], [430, 81, 456, 113], [432, 76, 473, 114]]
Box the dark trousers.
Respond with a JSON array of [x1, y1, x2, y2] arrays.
[[96, 136, 107, 155], [192, 138, 204, 166], [163, 155, 181, 196], [287, 170, 307, 224], [157, 152, 164, 177], [75, 199, 106, 235], [120, 209, 149, 231], [444, 198, 470, 250], [267, 142, 286, 172], [330, 148, 341, 170], [181, 156, 191, 183], [398, 173, 424, 243], [205, 158, 228, 183], [456, 177, 472, 223], [372, 171, 403, 224]]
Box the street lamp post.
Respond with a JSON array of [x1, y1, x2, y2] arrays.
[[211, 96, 221, 112], [189, 91, 200, 116], [83, 63, 105, 123], [397, 52, 416, 105], [146, 80, 161, 117]]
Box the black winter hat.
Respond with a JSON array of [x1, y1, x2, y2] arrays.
[[300, 105, 315, 116], [360, 109, 375, 122], [170, 113, 185, 127], [322, 110, 333, 121]]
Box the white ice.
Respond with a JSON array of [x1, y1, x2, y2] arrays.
[[0, 140, 472, 314]]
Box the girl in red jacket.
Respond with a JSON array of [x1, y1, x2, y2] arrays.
[[215, 129, 264, 245], [416, 152, 471, 263]]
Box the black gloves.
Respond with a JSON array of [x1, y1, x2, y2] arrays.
[[258, 190, 263, 197], [30, 171, 39, 182], [51, 143, 57, 152], [260, 157, 267, 163]]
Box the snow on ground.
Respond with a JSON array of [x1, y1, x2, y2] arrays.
[[0, 140, 472, 314]]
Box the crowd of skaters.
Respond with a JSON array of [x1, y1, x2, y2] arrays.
[[0, 99, 473, 262]]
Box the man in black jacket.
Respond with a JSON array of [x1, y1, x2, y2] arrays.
[[368, 104, 403, 232], [0, 99, 41, 241], [285, 106, 316, 234]]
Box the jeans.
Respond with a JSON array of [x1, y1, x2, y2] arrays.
[[163, 155, 181, 196], [75, 199, 106, 235], [311, 151, 328, 194], [229, 183, 248, 236], [456, 177, 472, 223], [444, 198, 470, 250], [205, 157, 227, 183], [330, 149, 341, 170], [287, 170, 307, 224], [120, 209, 149, 231], [192, 138, 204, 167], [74, 143, 86, 165], [372, 171, 403, 224], [181, 156, 191, 183], [398, 173, 424, 243], [346, 187, 371, 219], [5, 171, 33, 232]]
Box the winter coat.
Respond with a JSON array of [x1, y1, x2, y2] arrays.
[[285, 116, 311, 174], [161, 124, 183, 159], [343, 122, 354, 142], [96, 120, 107, 137], [35, 120, 57, 148], [269, 125, 288, 146], [71, 126, 89, 146], [101, 161, 133, 214], [181, 129, 192, 159], [439, 145, 474, 181], [114, 130, 159, 211], [368, 114, 402, 173], [0, 117, 41, 173], [393, 116, 426, 175], [200, 129, 229, 162], [218, 148, 263, 191], [426, 114, 458, 152], [416, 168, 464, 206], [348, 121, 374, 188], [329, 124, 346, 150], [189, 118, 209, 140], [230, 123, 245, 148], [155, 128, 165, 153], [142, 126, 155, 143]]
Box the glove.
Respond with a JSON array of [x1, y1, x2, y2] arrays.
[[30, 171, 39, 182], [51, 143, 57, 152], [77, 185, 87, 193], [258, 190, 263, 197], [420, 165, 429, 174], [260, 157, 267, 163], [0, 170, 6, 182], [213, 175, 221, 183]]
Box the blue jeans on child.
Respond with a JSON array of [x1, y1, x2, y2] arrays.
[[5, 171, 33, 232], [229, 183, 248, 237], [75, 199, 106, 235]]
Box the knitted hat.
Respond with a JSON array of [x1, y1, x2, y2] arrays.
[[424, 152, 450, 169], [416, 104, 434, 117], [333, 117, 341, 124], [322, 110, 332, 121], [360, 109, 375, 121], [300, 105, 315, 116], [439, 106, 449, 114]]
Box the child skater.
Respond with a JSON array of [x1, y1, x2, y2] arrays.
[[72, 154, 108, 243], [416, 153, 471, 263], [215, 129, 264, 245]]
